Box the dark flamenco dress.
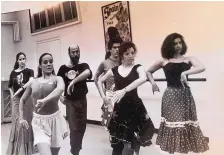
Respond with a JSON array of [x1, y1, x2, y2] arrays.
[[108, 64, 155, 149]]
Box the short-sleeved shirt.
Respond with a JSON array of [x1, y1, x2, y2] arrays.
[[8, 68, 34, 96], [57, 63, 92, 101]]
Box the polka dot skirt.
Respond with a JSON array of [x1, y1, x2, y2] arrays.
[[156, 86, 209, 154]]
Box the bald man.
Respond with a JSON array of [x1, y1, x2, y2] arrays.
[[57, 45, 92, 155]]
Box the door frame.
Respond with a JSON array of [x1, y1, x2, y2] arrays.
[[1, 21, 21, 42]]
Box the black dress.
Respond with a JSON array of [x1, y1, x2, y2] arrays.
[[108, 64, 155, 148], [156, 62, 209, 154]]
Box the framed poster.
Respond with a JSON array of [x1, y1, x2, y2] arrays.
[[101, 1, 132, 53]]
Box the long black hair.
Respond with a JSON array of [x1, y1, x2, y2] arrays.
[[37, 53, 55, 78], [13, 52, 26, 70]]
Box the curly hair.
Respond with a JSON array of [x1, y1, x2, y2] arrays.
[[161, 33, 187, 59], [105, 37, 123, 59], [119, 41, 137, 64]]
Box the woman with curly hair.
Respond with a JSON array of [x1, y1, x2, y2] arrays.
[[98, 42, 155, 155], [146, 33, 209, 154]]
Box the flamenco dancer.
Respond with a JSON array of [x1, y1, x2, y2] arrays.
[[146, 33, 209, 154]]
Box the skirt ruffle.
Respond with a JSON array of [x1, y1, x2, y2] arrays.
[[156, 86, 209, 154]]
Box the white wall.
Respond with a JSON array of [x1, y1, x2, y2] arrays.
[[10, 1, 114, 73], [2, 2, 224, 154], [1, 25, 16, 80], [1, 12, 18, 80], [1, 12, 17, 21]]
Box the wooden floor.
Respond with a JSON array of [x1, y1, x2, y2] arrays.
[[1, 123, 219, 155]]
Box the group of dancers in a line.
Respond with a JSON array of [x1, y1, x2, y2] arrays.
[[6, 32, 209, 155]]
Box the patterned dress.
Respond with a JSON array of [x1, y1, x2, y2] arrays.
[[99, 58, 119, 128], [156, 62, 209, 154]]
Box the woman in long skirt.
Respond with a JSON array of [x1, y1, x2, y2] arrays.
[[6, 52, 35, 155], [146, 33, 209, 154]]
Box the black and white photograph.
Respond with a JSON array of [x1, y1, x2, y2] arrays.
[[1, 1, 224, 155]]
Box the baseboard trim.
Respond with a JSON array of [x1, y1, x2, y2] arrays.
[[86, 119, 102, 126], [1, 121, 11, 124]]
